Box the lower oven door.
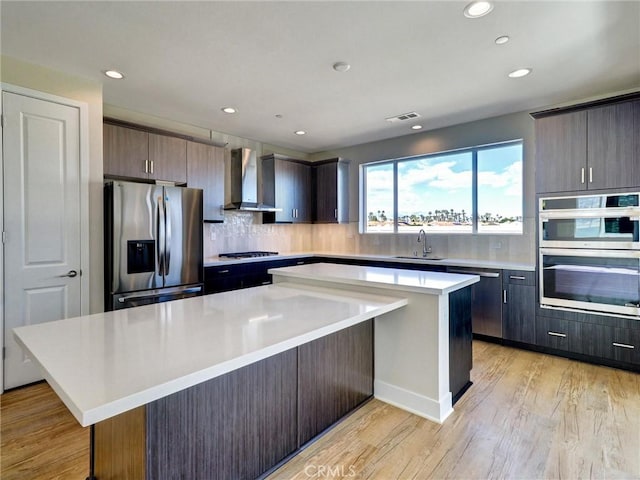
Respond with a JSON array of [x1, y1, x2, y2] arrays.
[[540, 248, 640, 317]]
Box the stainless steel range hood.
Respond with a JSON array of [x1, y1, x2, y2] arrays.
[[224, 148, 280, 212]]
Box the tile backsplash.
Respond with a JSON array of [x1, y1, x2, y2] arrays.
[[205, 211, 313, 259], [205, 212, 536, 265]]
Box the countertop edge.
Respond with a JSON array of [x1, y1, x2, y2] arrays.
[[269, 265, 480, 295], [205, 252, 535, 271]]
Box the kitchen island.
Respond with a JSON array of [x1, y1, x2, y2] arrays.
[[270, 263, 479, 422], [13, 265, 477, 480]]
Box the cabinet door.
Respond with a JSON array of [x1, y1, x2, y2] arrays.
[[103, 123, 149, 179], [293, 161, 312, 222], [315, 162, 338, 222], [274, 158, 296, 222], [187, 141, 225, 222], [298, 320, 373, 446], [149, 133, 187, 183], [535, 111, 587, 193], [587, 100, 640, 190], [503, 284, 536, 344]]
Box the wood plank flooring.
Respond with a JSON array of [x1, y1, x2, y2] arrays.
[[0, 381, 88, 480], [1, 341, 639, 479]]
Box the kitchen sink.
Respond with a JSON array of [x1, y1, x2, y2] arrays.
[[394, 256, 446, 261]]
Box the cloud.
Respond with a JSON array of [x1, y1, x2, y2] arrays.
[[478, 160, 522, 197]]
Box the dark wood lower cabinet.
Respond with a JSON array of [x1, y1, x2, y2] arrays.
[[449, 286, 472, 404], [536, 314, 640, 369], [298, 320, 373, 446]]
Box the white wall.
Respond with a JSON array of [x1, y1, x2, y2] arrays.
[[310, 111, 537, 265], [1, 55, 105, 313]]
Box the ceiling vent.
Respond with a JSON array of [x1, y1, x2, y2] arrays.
[[385, 111, 422, 123]]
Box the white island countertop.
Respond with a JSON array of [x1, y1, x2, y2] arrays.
[[269, 263, 479, 295], [13, 283, 407, 427]]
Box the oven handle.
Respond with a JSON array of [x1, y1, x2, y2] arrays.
[[539, 207, 640, 219], [540, 248, 640, 259]]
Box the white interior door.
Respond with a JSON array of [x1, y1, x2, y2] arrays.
[[2, 91, 82, 389]]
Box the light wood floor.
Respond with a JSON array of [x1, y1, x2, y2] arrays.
[[2, 341, 639, 479]]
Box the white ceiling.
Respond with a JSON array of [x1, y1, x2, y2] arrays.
[[2, 1, 639, 153]]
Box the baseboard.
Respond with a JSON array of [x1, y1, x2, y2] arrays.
[[374, 380, 453, 424]]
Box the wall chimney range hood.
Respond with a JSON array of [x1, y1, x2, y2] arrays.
[[224, 148, 280, 212]]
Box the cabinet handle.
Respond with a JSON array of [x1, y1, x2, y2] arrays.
[[218, 269, 230, 274], [261, 281, 271, 285], [548, 331, 567, 338], [335, 208, 338, 219], [581, 167, 585, 184], [296, 261, 304, 265], [509, 275, 526, 280], [150, 160, 154, 174], [613, 342, 635, 349], [589, 167, 593, 183], [503, 289, 507, 304], [145, 160, 149, 173]]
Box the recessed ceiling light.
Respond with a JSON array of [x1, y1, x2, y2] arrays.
[[411, 125, 423, 130], [333, 62, 351, 72], [463, 1, 494, 18], [508, 68, 532, 78], [104, 70, 124, 79], [221, 107, 237, 114], [495, 35, 510, 45], [294, 130, 306, 136]]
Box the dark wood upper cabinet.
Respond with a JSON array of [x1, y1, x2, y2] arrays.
[[104, 121, 188, 184], [103, 123, 149, 179], [187, 141, 225, 222], [587, 100, 640, 190], [533, 95, 640, 193], [313, 158, 350, 223], [262, 154, 312, 224], [148, 133, 187, 183], [535, 111, 587, 193]]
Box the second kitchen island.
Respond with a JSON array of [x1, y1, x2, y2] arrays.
[[270, 263, 479, 422]]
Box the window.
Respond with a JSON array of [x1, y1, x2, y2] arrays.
[[362, 140, 523, 234], [364, 162, 395, 232]]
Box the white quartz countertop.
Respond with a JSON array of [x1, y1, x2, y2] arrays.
[[13, 283, 407, 427], [205, 252, 535, 272], [270, 262, 479, 295]]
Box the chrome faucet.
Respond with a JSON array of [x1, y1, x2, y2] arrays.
[[416, 229, 432, 257]]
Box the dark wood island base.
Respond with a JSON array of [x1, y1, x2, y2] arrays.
[[93, 321, 374, 480]]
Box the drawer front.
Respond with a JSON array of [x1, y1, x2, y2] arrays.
[[536, 316, 571, 351], [609, 328, 640, 365], [503, 270, 536, 286]]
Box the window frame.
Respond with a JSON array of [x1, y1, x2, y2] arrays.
[[360, 139, 524, 235]]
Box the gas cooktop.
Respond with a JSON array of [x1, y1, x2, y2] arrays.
[[219, 251, 279, 259]]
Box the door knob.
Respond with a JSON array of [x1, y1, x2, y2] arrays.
[[59, 270, 78, 278]]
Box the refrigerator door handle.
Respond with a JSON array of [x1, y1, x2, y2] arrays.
[[117, 286, 203, 303], [157, 196, 166, 276], [165, 196, 172, 275]]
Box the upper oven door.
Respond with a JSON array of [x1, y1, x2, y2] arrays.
[[540, 248, 640, 317], [539, 193, 640, 249]]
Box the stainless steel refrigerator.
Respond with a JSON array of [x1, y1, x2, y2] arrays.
[[105, 181, 203, 310]]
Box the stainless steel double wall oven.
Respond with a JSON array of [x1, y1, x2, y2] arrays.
[[539, 192, 640, 317]]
